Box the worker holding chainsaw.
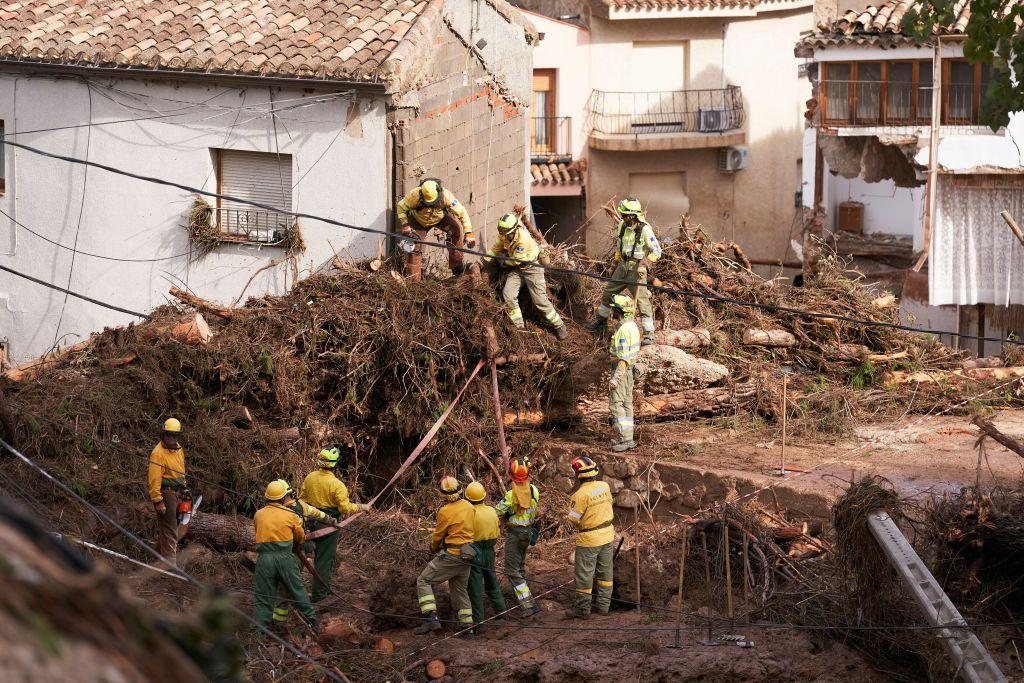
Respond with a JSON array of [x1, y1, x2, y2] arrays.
[[587, 197, 661, 345], [397, 178, 476, 280], [608, 293, 641, 452], [147, 417, 188, 566], [253, 479, 320, 630], [413, 476, 476, 636], [483, 212, 568, 340], [495, 456, 541, 617], [565, 456, 615, 620], [300, 446, 370, 602]]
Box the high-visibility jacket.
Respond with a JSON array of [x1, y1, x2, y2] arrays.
[[485, 226, 539, 268], [615, 220, 661, 263], [147, 442, 185, 503], [255, 503, 306, 552], [495, 483, 540, 527], [610, 317, 641, 366], [300, 469, 360, 516], [288, 498, 328, 527], [567, 480, 615, 548], [471, 502, 501, 542], [397, 187, 473, 234], [430, 498, 476, 555]]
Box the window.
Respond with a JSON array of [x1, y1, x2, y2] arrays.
[[946, 60, 974, 123], [215, 149, 293, 244], [627, 171, 688, 229], [532, 69, 556, 154], [855, 62, 882, 123], [0, 120, 6, 195], [887, 62, 914, 122], [822, 63, 851, 123], [917, 61, 933, 121]]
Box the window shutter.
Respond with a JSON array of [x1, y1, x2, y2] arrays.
[[217, 150, 293, 242]]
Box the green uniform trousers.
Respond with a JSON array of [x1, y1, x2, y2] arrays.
[[598, 261, 655, 338], [609, 364, 635, 443], [468, 538, 508, 624], [253, 549, 318, 628], [417, 547, 475, 626], [310, 506, 340, 602], [574, 542, 614, 614], [503, 526, 536, 608], [502, 265, 563, 329]]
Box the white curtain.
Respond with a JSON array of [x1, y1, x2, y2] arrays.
[[929, 175, 1024, 305]]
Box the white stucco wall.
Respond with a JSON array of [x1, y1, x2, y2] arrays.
[[0, 73, 387, 363]]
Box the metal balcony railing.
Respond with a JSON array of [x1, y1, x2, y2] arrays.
[[531, 116, 572, 158], [586, 87, 745, 136], [215, 206, 295, 244]]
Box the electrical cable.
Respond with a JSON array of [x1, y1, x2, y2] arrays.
[[2, 135, 1022, 348], [0, 263, 149, 318], [0, 436, 346, 683]]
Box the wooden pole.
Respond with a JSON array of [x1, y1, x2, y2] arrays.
[[490, 361, 510, 475], [722, 511, 734, 623], [673, 524, 688, 647], [701, 531, 712, 640], [634, 508, 642, 612], [742, 532, 750, 611], [779, 373, 788, 475], [1001, 210, 1024, 248]]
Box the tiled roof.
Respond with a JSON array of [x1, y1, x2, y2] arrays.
[[608, 0, 756, 9], [530, 161, 583, 185], [0, 0, 436, 83], [796, 0, 1022, 51]]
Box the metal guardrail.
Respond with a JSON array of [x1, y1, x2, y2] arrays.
[[214, 206, 295, 244], [586, 87, 745, 136], [531, 116, 572, 158]]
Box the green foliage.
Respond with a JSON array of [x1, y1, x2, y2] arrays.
[[851, 361, 877, 390], [903, 0, 1024, 129]]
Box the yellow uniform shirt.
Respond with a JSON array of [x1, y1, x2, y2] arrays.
[[397, 187, 473, 233], [484, 226, 539, 267], [300, 469, 360, 516], [291, 499, 327, 524], [471, 503, 501, 542], [568, 480, 615, 548], [615, 220, 661, 263], [610, 318, 641, 366], [430, 499, 476, 554], [147, 442, 185, 502], [254, 503, 305, 551]]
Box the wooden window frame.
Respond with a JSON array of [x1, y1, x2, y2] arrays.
[[942, 59, 983, 125], [884, 60, 916, 125], [852, 61, 884, 125], [821, 61, 853, 125], [531, 69, 557, 154]]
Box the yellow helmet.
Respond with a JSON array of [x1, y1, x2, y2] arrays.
[[612, 293, 636, 316], [497, 213, 519, 236], [318, 446, 341, 469], [420, 179, 442, 206], [618, 197, 643, 216], [163, 418, 182, 434], [465, 481, 486, 502], [438, 475, 463, 502], [265, 479, 292, 501]]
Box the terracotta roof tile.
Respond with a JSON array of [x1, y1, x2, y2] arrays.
[[530, 161, 584, 186], [0, 0, 436, 82]]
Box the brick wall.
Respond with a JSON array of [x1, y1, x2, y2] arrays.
[[392, 23, 527, 273]]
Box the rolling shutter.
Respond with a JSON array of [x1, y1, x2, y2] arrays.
[[217, 149, 293, 242]]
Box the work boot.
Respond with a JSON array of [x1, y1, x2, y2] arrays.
[[519, 604, 540, 618], [563, 608, 590, 620], [458, 627, 476, 639], [641, 337, 655, 346], [555, 324, 568, 341], [585, 318, 608, 333], [474, 623, 487, 635], [612, 440, 637, 453], [412, 612, 442, 635]]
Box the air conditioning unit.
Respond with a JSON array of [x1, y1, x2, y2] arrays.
[[718, 146, 748, 173], [698, 108, 729, 132]]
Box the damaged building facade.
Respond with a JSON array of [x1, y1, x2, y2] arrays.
[[797, 0, 1024, 352], [0, 0, 534, 365]]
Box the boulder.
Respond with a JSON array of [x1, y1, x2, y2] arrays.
[[633, 345, 729, 395], [605, 477, 626, 495], [614, 489, 644, 509], [602, 457, 639, 479]]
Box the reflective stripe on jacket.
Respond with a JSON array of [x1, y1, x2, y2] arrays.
[[147, 443, 185, 502], [255, 503, 305, 551], [616, 220, 661, 262], [431, 499, 476, 554], [472, 503, 501, 541], [397, 187, 473, 233], [485, 226, 539, 267], [610, 318, 641, 365], [495, 484, 540, 526], [300, 469, 360, 516], [567, 480, 615, 548]]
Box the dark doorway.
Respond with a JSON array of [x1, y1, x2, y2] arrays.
[[531, 194, 584, 245]]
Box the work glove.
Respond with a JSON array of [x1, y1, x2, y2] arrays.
[[327, 516, 340, 526], [356, 503, 372, 512], [464, 232, 477, 249], [399, 222, 412, 236], [154, 500, 166, 514]]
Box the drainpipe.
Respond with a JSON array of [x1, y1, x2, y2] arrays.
[[915, 35, 946, 272], [721, 22, 728, 89]]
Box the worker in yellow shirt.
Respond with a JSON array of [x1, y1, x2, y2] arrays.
[[300, 446, 370, 602], [253, 479, 319, 630], [565, 456, 615, 620], [147, 418, 186, 565], [396, 178, 476, 280], [465, 481, 508, 632], [413, 476, 477, 636]]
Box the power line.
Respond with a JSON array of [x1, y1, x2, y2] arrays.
[[0, 263, 149, 318], [2, 135, 1021, 348]]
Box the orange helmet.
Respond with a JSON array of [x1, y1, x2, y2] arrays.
[[571, 456, 599, 479], [509, 456, 531, 483]]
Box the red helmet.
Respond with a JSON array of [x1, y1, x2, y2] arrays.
[[571, 456, 599, 479], [509, 456, 531, 483]]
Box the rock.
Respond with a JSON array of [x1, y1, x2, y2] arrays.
[[605, 477, 625, 495], [625, 475, 649, 493], [602, 457, 638, 478], [553, 476, 575, 493], [633, 345, 729, 395], [614, 489, 643, 509], [661, 483, 682, 501]]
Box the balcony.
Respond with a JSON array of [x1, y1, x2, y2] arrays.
[[586, 87, 745, 152], [214, 206, 296, 245], [531, 116, 572, 161]]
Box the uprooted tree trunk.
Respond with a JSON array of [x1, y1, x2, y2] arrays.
[[972, 414, 1024, 459], [183, 511, 255, 551]]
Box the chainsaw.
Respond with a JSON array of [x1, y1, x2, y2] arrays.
[[175, 488, 202, 540]]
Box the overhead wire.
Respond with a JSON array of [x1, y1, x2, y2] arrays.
[[0, 263, 150, 318], [2, 135, 1022, 348]]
